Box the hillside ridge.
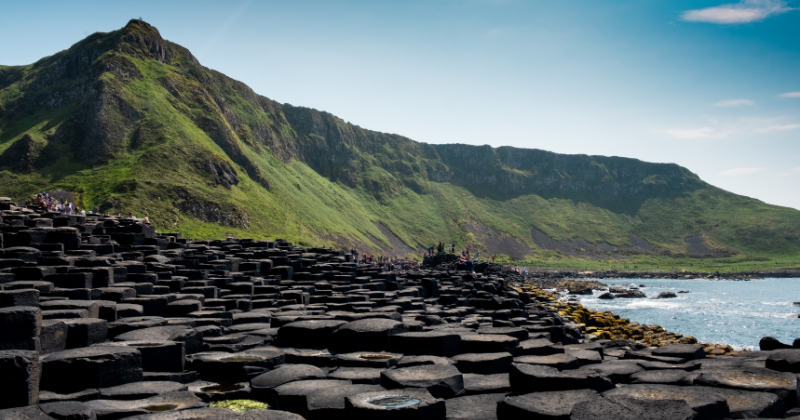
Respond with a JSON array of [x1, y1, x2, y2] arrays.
[[1, 19, 799, 265]]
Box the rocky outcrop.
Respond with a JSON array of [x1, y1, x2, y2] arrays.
[[0, 134, 46, 171]]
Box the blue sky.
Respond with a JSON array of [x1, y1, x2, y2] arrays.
[[2, 0, 799, 209]]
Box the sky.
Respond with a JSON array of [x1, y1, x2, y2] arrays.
[[2, 0, 800, 209]]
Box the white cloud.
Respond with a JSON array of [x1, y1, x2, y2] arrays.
[[664, 127, 731, 139], [779, 91, 800, 98], [665, 117, 800, 139], [714, 99, 754, 107], [682, 0, 796, 24], [718, 167, 765, 175], [756, 124, 800, 132], [792, 167, 800, 172]]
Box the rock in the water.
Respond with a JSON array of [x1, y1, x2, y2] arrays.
[[656, 292, 677, 299], [760, 336, 793, 351]]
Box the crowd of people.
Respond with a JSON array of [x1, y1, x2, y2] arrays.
[[34, 192, 151, 224], [347, 248, 415, 273], [420, 241, 504, 273], [35, 193, 86, 216]]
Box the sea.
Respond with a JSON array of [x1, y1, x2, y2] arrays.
[[566, 278, 800, 350]]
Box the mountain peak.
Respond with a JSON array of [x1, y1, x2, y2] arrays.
[[116, 19, 197, 66]]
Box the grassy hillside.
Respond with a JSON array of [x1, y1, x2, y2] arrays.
[[1, 19, 799, 269]]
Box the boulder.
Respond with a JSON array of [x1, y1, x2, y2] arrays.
[[381, 364, 465, 399], [277, 320, 347, 348], [497, 389, 597, 420], [0, 350, 41, 409], [345, 388, 446, 420], [0, 306, 41, 351], [251, 364, 327, 397], [390, 331, 462, 357], [463, 373, 510, 395], [765, 349, 800, 373], [329, 318, 409, 352], [509, 363, 613, 394], [446, 393, 507, 420], [570, 394, 697, 420], [41, 347, 142, 393], [760, 336, 792, 351], [603, 384, 729, 419]]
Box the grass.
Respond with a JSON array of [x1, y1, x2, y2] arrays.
[[1, 19, 799, 273], [210, 400, 269, 412]]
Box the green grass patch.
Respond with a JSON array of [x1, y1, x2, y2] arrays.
[[210, 400, 269, 412]]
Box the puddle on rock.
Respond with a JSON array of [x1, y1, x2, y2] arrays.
[[366, 395, 421, 409], [143, 404, 177, 412], [221, 356, 263, 362], [201, 384, 245, 393], [358, 354, 395, 360]]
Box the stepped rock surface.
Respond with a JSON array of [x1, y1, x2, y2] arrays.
[[0, 204, 798, 419]]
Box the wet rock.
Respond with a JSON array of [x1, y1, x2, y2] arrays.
[[38, 401, 96, 420], [251, 364, 327, 398], [269, 379, 351, 416], [41, 347, 142, 393], [497, 389, 597, 420], [652, 345, 705, 361], [446, 392, 507, 420], [0, 306, 41, 351], [656, 292, 677, 299], [98, 381, 187, 400], [0, 350, 41, 409], [390, 332, 462, 357], [509, 363, 613, 394], [330, 318, 409, 353], [85, 390, 205, 419], [760, 336, 792, 351], [451, 352, 513, 374], [694, 367, 798, 408], [304, 383, 383, 420], [381, 364, 465, 399], [765, 349, 800, 373], [345, 388, 446, 420], [598, 292, 615, 300], [570, 394, 698, 420], [114, 326, 202, 355], [513, 353, 580, 371], [603, 384, 729, 419], [277, 320, 347, 349], [327, 367, 384, 384]]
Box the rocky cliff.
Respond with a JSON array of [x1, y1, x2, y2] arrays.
[[2, 20, 799, 261]]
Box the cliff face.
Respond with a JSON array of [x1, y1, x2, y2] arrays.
[[2, 20, 799, 259]]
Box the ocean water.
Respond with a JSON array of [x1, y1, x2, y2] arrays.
[[568, 278, 800, 350]]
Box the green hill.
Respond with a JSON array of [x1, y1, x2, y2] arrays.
[[2, 20, 799, 270]]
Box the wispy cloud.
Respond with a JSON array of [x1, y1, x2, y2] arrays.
[[719, 167, 765, 175], [665, 117, 800, 139], [682, 0, 796, 24], [755, 124, 800, 132], [664, 127, 730, 139], [779, 91, 800, 98], [714, 99, 754, 107], [200, 0, 254, 55]]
